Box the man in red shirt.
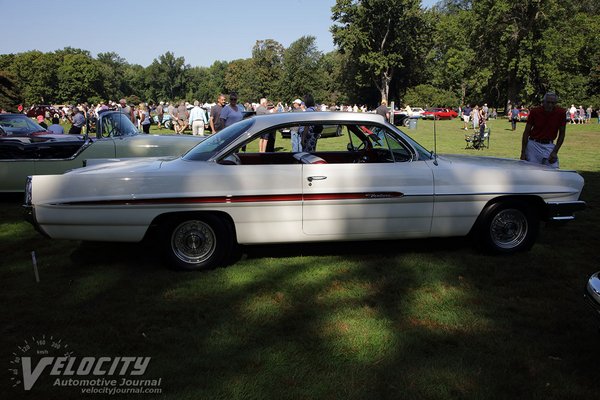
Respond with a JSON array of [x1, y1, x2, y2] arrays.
[[520, 92, 566, 169]]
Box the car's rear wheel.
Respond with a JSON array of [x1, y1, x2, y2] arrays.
[[402, 118, 410, 127], [162, 214, 234, 271], [164, 120, 172, 130], [478, 201, 539, 253]]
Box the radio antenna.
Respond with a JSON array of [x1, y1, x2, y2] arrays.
[[433, 117, 438, 165]]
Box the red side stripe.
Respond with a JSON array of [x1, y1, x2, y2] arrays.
[[60, 192, 403, 206]]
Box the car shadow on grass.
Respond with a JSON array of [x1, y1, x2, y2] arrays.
[[69, 241, 165, 271], [65, 236, 473, 273], [240, 236, 473, 261]]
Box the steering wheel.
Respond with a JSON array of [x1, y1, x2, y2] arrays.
[[221, 153, 241, 165]]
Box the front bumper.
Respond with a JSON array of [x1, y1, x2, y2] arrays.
[[584, 272, 600, 319], [23, 176, 49, 237], [545, 201, 586, 221]]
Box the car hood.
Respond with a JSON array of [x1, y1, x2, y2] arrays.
[[432, 154, 584, 201], [70, 157, 175, 174], [125, 133, 205, 145], [106, 134, 205, 156]]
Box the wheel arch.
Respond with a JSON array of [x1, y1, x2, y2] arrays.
[[468, 194, 546, 236], [144, 210, 237, 243]]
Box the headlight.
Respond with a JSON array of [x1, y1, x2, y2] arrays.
[[24, 176, 32, 206]]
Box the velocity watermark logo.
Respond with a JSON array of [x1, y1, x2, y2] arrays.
[[9, 335, 162, 395]]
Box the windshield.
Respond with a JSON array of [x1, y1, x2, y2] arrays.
[[98, 111, 139, 137], [392, 126, 432, 159], [0, 115, 46, 136], [183, 119, 254, 161]]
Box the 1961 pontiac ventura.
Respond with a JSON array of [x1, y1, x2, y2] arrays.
[[24, 112, 585, 271], [0, 111, 203, 192]]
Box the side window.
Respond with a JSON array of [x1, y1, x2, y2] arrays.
[[384, 130, 413, 162], [219, 125, 298, 165], [110, 114, 128, 137], [99, 115, 115, 138], [344, 124, 412, 163], [218, 122, 413, 165]]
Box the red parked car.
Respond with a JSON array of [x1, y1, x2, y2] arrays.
[[421, 108, 458, 120], [517, 108, 529, 122], [25, 105, 61, 119]]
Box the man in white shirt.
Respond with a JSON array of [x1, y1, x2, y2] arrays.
[[188, 100, 208, 136]]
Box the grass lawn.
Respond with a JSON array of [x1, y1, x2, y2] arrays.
[[2, 118, 600, 399]]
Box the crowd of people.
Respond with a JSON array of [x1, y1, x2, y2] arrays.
[[2, 89, 599, 171], [5, 95, 599, 144], [5, 96, 386, 137], [459, 104, 494, 132], [567, 104, 594, 124]]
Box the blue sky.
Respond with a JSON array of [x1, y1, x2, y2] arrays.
[[0, 0, 437, 68]]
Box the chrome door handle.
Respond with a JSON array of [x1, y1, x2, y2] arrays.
[[307, 176, 327, 182]]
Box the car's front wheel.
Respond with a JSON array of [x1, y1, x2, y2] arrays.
[[162, 214, 234, 271], [478, 201, 539, 253]]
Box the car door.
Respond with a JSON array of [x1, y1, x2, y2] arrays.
[[301, 126, 434, 237], [0, 159, 35, 192]]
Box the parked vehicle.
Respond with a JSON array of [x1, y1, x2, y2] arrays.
[[1, 111, 203, 192], [154, 113, 173, 129], [25, 112, 585, 271], [0, 113, 48, 138], [517, 108, 529, 122], [585, 271, 600, 321], [393, 110, 410, 127], [421, 108, 458, 120], [25, 105, 61, 119], [408, 107, 425, 118]]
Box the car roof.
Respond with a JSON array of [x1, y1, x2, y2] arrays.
[[248, 111, 387, 131], [0, 113, 30, 118]]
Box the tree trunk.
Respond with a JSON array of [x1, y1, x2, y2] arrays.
[[377, 69, 393, 103]]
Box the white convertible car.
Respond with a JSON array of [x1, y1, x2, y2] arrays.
[[24, 112, 585, 271]]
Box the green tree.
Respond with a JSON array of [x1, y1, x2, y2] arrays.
[[249, 39, 284, 100], [279, 36, 325, 102], [319, 50, 348, 105], [424, 8, 478, 106], [0, 70, 21, 111], [125, 64, 148, 102], [403, 84, 459, 107], [56, 53, 103, 104], [146, 52, 189, 101], [331, 0, 428, 102], [223, 58, 254, 101], [96, 52, 129, 101], [8, 51, 58, 104], [186, 66, 212, 102], [205, 61, 229, 101]]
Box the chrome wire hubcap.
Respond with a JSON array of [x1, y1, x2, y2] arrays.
[[490, 209, 528, 249], [171, 220, 216, 264]]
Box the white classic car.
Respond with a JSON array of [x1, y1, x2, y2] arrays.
[[24, 112, 586, 271], [0, 111, 203, 192]]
